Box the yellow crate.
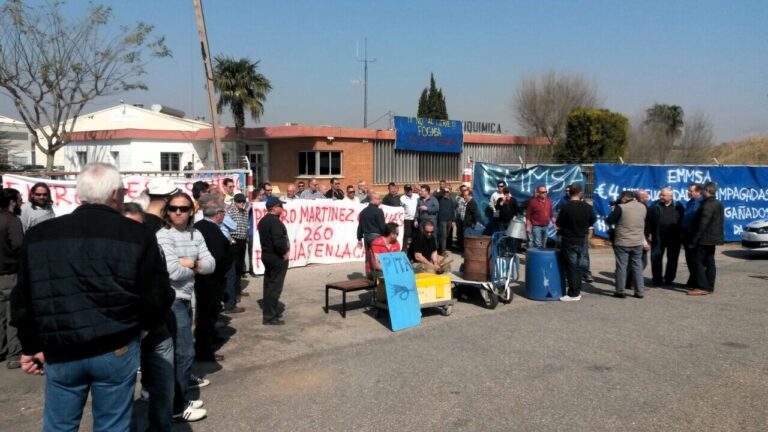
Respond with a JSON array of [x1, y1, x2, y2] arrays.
[[376, 273, 452, 305]]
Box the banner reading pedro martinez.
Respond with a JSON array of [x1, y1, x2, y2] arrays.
[[251, 201, 405, 275]]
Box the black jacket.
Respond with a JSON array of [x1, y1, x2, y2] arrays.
[[357, 204, 386, 240], [690, 196, 725, 246], [382, 193, 401, 207], [258, 213, 290, 257], [194, 219, 233, 281], [463, 198, 479, 228], [10, 204, 174, 362], [325, 188, 344, 200], [646, 200, 684, 243], [495, 197, 519, 224]]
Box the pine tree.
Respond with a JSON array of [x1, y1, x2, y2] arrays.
[[416, 73, 448, 120]]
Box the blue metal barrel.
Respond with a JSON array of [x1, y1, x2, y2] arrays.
[[525, 248, 564, 301]]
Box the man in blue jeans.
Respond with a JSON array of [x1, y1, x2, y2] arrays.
[[606, 190, 648, 298], [11, 163, 174, 431]]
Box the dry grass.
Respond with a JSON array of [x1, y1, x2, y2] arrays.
[[704, 136, 768, 165]]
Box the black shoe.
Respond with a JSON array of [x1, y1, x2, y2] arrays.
[[263, 318, 285, 326], [222, 306, 245, 314], [583, 274, 594, 283], [613, 292, 626, 299], [634, 293, 644, 299]]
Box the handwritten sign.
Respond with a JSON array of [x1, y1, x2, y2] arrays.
[[2, 173, 242, 216], [592, 164, 768, 241], [251, 201, 406, 275], [378, 252, 421, 332], [394, 116, 463, 153]]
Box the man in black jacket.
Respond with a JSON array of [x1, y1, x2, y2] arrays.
[[194, 196, 235, 362], [462, 189, 481, 237], [0, 188, 23, 369], [258, 197, 290, 325], [11, 163, 174, 431], [555, 184, 597, 301], [382, 182, 401, 207], [646, 187, 685, 286], [357, 191, 387, 276], [687, 182, 725, 296]]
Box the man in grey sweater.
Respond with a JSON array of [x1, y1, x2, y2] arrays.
[[606, 190, 648, 299]]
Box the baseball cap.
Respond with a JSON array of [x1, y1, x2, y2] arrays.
[[265, 196, 283, 210], [234, 193, 246, 203], [147, 178, 180, 196]]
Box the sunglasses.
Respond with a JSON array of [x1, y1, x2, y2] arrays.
[[168, 205, 191, 213], [32, 193, 49, 197]]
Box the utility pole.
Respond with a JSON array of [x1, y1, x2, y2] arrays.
[[356, 38, 375, 128], [192, 0, 224, 169]]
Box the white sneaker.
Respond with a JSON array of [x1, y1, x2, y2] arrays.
[[189, 374, 210, 388], [559, 296, 570, 301], [173, 403, 207, 422], [560, 295, 582, 302], [189, 399, 205, 409]]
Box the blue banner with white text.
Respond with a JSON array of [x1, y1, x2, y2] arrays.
[[394, 116, 463, 153], [592, 164, 768, 241], [472, 162, 585, 233]]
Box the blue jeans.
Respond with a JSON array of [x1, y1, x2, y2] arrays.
[[560, 241, 585, 297], [44, 338, 140, 432], [224, 263, 238, 310], [530, 225, 549, 248], [142, 335, 174, 432], [614, 245, 645, 295], [171, 299, 193, 404]]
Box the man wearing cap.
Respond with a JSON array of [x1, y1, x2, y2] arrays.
[[258, 197, 290, 325]]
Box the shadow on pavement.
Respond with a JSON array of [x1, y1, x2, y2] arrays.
[[723, 249, 768, 260]]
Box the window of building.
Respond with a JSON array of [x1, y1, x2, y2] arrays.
[[160, 152, 181, 171], [110, 151, 120, 167], [298, 151, 341, 176], [222, 152, 232, 168], [76, 151, 87, 167]]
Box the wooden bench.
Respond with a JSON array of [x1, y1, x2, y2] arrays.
[[325, 278, 376, 318]]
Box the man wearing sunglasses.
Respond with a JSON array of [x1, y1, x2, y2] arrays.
[[526, 184, 555, 248]]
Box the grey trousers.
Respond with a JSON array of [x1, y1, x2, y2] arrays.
[[614, 245, 645, 295], [0, 274, 21, 361]]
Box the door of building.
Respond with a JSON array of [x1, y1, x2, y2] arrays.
[[245, 145, 266, 189]]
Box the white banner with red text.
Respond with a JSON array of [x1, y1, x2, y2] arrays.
[[1, 173, 243, 216], [251, 201, 405, 274]]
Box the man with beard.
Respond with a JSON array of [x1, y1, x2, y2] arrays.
[[20, 182, 55, 232], [0, 189, 23, 368]]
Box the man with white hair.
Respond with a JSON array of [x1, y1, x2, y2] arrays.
[[646, 187, 685, 286], [11, 163, 174, 431]]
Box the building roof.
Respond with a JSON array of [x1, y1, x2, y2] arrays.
[[0, 114, 25, 126], [55, 103, 549, 146]]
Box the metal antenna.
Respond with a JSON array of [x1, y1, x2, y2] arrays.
[[356, 38, 376, 128]]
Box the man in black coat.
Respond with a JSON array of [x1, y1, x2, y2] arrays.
[[11, 163, 174, 431], [687, 182, 725, 296], [357, 191, 387, 276], [193, 196, 235, 361], [258, 197, 290, 325], [462, 189, 481, 237], [646, 187, 686, 286]]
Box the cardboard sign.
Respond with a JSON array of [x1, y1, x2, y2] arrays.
[[378, 252, 421, 332]]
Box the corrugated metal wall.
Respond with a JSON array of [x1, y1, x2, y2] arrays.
[[373, 140, 528, 184]]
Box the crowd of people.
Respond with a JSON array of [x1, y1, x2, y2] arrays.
[[0, 167, 726, 431]]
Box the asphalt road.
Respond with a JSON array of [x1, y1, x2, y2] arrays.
[[1, 245, 766, 431]]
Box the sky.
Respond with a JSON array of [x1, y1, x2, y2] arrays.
[[1, 0, 767, 143]]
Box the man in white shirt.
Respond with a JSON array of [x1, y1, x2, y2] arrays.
[[280, 184, 298, 203], [345, 185, 360, 203], [400, 184, 419, 252]]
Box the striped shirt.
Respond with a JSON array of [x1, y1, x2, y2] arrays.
[[156, 227, 216, 300], [227, 206, 249, 240]]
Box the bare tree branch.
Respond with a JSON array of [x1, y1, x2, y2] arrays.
[[0, 0, 171, 169]]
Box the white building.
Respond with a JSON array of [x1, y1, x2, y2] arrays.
[[34, 103, 266, 177], [0, 114, 33, 166]]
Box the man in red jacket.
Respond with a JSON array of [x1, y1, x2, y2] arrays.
[[526, 185, 555, 248]]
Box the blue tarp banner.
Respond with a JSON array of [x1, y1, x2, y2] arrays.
[[378, 252, 421, 332], [472, 162, 585, 233], [394, 116, 463, 153], [592, 164, 768, 241]]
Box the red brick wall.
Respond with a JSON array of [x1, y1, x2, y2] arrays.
[[267, 138, 373, 193]]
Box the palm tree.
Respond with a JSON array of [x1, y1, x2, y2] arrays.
[[212, 55, 272, 133], [644, 104, 684, 162]]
